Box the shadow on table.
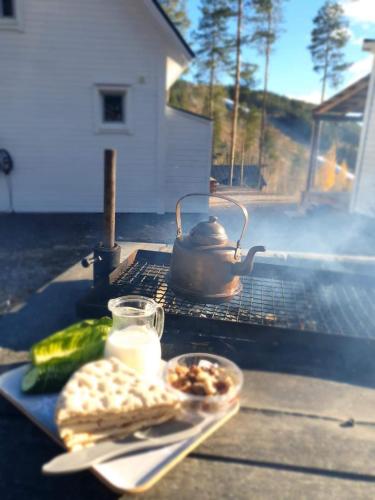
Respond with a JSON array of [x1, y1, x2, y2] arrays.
[[163, 328, 375, 390], [0, 279, 91, 351], [0, 394, 116, 500]]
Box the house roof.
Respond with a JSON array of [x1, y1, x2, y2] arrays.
[[313, 74, 370, 121], [167, 105, 212, 122], [151, 1, 195, 59]]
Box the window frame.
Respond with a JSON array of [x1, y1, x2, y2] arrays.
[[0, 0, 24, 31], [101, 91, 126, 124], [94, 84, 133, 134]]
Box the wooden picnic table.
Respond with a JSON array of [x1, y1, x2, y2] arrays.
[[1, 243, 375, 500]]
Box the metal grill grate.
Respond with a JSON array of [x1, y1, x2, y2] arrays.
[[108, 251, 375, 339]]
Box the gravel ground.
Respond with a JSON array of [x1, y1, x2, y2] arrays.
[[0, 213, 199, 314], [1, 206, 375, 315]]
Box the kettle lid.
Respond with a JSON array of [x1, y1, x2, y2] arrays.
[[189, 216, 228, 246]]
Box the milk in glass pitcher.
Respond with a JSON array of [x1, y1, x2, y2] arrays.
[[105, 296, 164, 377]]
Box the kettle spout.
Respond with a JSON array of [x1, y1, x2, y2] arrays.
[[232, 246, 266, 276]]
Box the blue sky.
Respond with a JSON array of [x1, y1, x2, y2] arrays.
[[185, 0, 375, 103]]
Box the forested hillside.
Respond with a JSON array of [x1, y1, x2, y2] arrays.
[[161, 0, 361, 197], [169, 80, 360, 195]]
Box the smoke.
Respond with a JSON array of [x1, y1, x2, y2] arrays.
[[118, 195, 375, 275], [165, 198, 375, 275], [195, 201, 375, 276]]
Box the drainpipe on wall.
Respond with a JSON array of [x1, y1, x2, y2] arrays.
[[0, 149, 14, 212], [6, 176, 14, 213]]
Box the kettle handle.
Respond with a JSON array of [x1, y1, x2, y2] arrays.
[[175, 193, 249, 254]]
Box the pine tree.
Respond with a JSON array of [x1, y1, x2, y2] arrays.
[[158, 0, 190, 34], [228, 2, 259, 186], [211, 86, 227, 153], [194, 0, 232, 119], [243, 107, 261, 159], [309, 1, 350, 103], [251, 0, 287, 179], [168, 80, 191, 109], [237, 65, 259, 184], [240, 62, 258, 90], [228, 0, 244, 186]]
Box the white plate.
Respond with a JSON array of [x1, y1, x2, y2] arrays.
[[0, 364, 239, 494]]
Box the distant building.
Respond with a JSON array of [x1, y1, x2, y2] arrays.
[[0, 0, 212, 213], [305, 67, 370, 214], [211, 165, 266, 190]]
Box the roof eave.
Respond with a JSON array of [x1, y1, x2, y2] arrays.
[[313, 74, 370, 117], [150, 0, 195, 60]]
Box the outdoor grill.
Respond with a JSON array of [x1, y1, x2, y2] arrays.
[[79, 150, 375, 345], [77, 249, 375, 340]]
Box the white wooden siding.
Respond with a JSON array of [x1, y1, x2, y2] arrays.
[[351, 52, 375, 217], [165, 106, 212, 212], [0, 0, 196, 213]]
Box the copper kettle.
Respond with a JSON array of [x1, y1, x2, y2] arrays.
[[169, 193, 266, 301]]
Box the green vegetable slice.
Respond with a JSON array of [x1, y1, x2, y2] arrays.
[[22, 317, 113, 394], [30, 317, 112, 365], [22, 366, 40, 393], [22, 359, 81, 394]]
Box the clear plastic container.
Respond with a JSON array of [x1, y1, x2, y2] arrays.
[[163, 353, 243, 415]]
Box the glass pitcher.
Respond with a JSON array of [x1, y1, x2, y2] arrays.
[[105, 295, 164, 377]]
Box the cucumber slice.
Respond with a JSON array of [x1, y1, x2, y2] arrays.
[[23, 317, 113, 394], [22, 367, 41, 393], [22, 357, 89, 394]]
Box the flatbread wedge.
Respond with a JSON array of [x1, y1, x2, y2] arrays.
[[55, 357, 180, 450]]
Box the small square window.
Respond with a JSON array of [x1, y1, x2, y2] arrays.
[[94, 84, 132, 134], [1, 0, 14, 17], [0, 0, 24, 30], [102, 92, 125, 123]]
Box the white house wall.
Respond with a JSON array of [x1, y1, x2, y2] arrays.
[[165, 106, 212, 212], [351, 50, 375, 217], [0, 0, 185, 212], [166, 57, 185, 91]]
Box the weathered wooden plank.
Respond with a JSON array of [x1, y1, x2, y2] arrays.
[[240, 371, 375, 422], [126, 458, 375, 500], [0, 348, 28, 369], [193, 409, 375, 477], [1, 414, 375, 500], [2, 390, 375, 485]]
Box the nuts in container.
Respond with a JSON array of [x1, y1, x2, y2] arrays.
[[168, 363, 234, 397], [164, 353, 243, 414]]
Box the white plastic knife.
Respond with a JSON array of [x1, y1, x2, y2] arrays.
[[42, 422, 206, 474]]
